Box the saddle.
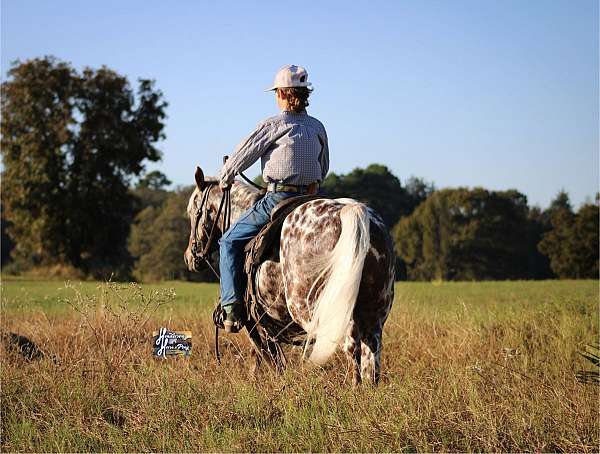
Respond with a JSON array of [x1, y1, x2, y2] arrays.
[[243, 194, 323, 344]]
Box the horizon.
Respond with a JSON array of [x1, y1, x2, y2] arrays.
[[2, 0, 598, 209]]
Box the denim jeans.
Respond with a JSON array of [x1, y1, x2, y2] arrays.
[[219, 191, 297, 308]]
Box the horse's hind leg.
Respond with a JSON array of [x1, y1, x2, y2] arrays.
[[343, 321, 362, 386], [360, 330, 382, 384]]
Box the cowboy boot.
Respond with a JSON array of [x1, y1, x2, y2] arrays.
[[223, 303, 245, 333]]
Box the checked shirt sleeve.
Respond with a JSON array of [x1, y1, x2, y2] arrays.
[[319, 130, 330, 182], [219, 121, 278, 185]]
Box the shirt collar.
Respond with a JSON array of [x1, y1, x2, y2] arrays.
[[282, 109, 307, 115]]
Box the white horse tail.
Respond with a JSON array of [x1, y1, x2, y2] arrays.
[[304, 200, 371, 365]]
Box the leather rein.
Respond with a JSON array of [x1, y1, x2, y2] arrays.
[[189, 181, 233, 364], [189, 158, 262, 364]]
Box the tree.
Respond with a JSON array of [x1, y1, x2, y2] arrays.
[[1, 57, 167, 277], [321, 164, 413, 227], [253, 174, 265, 187], [393, 188, 532, 280], [404, 176, 435, 212], [524, 206, 554, 279], [1, 203, 15, 268], [538, 197, 599, 279], [137, 170, 172, 190], [128, 187, 215, 282]]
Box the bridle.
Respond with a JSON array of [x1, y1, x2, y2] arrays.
[[190, 182, 232, 279], [189, 180, 234, 365]]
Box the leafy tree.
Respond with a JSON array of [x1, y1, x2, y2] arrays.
[[548, 190, 572, 213], [322, 164, 413, 227], [404, 176, 435, 212], [1, 203, 14, 268], [574, 204, 600, 278], [1, 57, 167, 277], [131, 170, 172, 214], [538, 198, 599, 279], [253, 174, 265, 187], [393, 188, 532, 280], [137, 170, 172, 190], [128, 187, 215, 282], [131, 186, 172, 214], [524, 206, 554, 279]]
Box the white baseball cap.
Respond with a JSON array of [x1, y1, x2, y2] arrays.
[[266, 64, 313, 91]]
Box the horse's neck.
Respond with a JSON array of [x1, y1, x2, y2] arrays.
[[207, 181, 261, 224]]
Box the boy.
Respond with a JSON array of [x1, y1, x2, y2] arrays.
[[218, 64, 329, 333]]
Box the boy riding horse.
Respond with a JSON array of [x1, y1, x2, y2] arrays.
[[218, 64, 329, 333]]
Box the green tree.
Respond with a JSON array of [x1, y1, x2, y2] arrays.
[[393, 188, 532, 280], [131, 170, 172, 214], [137, 170, 172, 190], [538, 196, 599, 279], [1, 202, 15, 268], [404, 176, 435, 211], [128, 187, 215, 282], [525, 206, 554, 279], [322, 164, 413, 227], [253, 174, 265, 187], [1, 57, 167, 277]]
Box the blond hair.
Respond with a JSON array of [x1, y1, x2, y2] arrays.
[[278, 87, 311, 113]]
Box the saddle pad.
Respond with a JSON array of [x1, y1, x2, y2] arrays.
[[244, 194, 324, 266]]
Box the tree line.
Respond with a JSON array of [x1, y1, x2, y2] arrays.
[[1, 58, 598, 281]]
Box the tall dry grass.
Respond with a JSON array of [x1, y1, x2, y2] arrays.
[[1, 280, 598, 452]]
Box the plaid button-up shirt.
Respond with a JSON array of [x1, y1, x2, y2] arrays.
[[219, 110, 329, 186]]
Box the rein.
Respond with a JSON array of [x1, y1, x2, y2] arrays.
[[190, 182, 232, 365], [238, 171, 266, 191], [190, 184, 231, 276], [189, 156, 263, 364]]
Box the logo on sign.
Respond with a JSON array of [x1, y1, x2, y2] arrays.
[[152, 328, 192, 358]]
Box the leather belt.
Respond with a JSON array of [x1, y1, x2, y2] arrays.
[[267, 183, 310, 193]]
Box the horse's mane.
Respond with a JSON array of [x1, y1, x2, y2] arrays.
[[187, 177, 261, 216]]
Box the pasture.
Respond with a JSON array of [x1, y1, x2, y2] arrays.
[[1, 278, 598, 452]]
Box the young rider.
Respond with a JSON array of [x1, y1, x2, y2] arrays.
[[218, 64, 329, 333]]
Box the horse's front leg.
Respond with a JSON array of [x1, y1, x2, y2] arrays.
[[250, 349, 261, 376], [244, 321, 285, 374]]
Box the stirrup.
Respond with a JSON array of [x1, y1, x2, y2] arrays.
[[224, 319, 242, 334], [222, 304, 245, 333]]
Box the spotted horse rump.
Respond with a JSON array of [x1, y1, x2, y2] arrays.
[[184, 168, 395, 385]]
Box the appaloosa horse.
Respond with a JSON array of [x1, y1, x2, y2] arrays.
[[184, 168, 395, 384]]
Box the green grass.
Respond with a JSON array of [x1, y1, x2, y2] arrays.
[[1, 278, 598, 452], [1, 277, 219, 317]]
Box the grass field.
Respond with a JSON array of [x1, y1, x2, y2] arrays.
[[1, 278, 598, 452]]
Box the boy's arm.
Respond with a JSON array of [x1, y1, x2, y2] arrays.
[[219, 121, 275, 186], [319, 130, 330, 182]]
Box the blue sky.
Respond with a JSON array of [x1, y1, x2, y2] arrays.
[[2, 0, 598, 208]]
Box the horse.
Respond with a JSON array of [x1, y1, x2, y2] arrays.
[[183, 167, 395, 385]]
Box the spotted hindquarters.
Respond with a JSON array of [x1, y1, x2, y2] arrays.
[[280, 198, 371, 364], [280, 199, 394, 384]]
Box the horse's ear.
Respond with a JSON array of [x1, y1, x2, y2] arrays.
[[194, 166, 206, 190]]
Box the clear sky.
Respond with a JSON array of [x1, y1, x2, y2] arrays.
[[2, 0, 598, 208]]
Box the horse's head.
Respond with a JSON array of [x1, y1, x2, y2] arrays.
[[183, 166, 224, 273], [184, 166, 263, 272]]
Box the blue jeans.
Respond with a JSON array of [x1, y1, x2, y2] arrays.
[[219, 191, 297, 308]]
